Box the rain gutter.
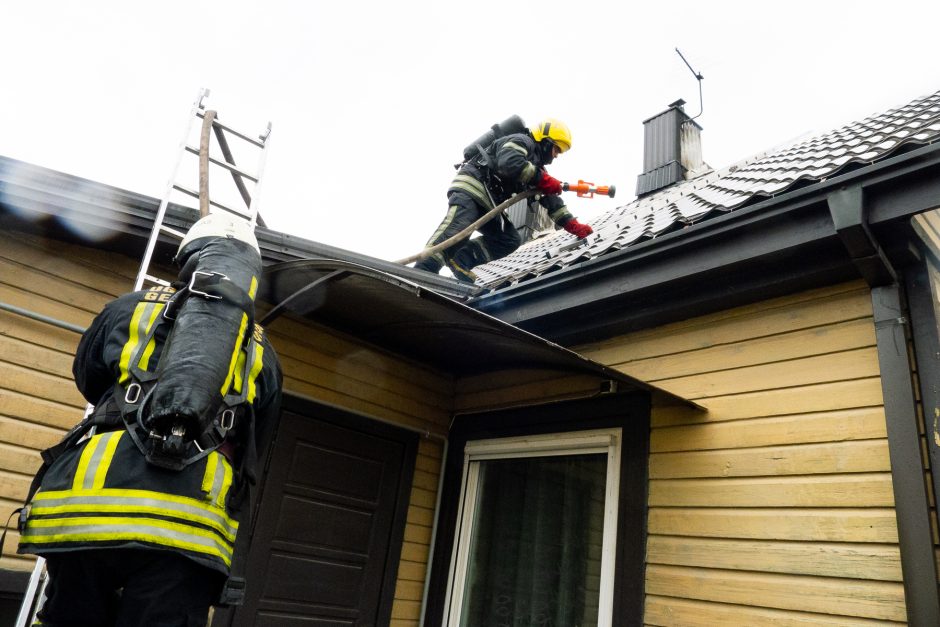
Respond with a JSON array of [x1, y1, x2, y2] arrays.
[[471, 141, 940, 332], [0, 301, 85, 334]]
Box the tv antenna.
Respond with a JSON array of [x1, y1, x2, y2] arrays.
[[675, 48, 704, 121]]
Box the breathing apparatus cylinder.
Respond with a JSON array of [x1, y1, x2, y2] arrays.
[[144, 213, 263, 465], [462, 115, 527, 161]]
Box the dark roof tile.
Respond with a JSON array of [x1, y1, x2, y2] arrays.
[[473, 89, 940, 290]]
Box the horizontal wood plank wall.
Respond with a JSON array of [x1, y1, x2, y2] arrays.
[[0, 230, 134, 574], [454, 369, 602, 414], [578, 280, 907, 625], [1, 230, 455, 625], [265, 314, 453, 627]]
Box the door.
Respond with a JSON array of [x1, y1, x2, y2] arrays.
[[232, 400, 417, 626]]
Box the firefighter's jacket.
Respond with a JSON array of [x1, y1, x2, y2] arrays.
[[18, 286, 282, 576], [452, 132, 575, 227]]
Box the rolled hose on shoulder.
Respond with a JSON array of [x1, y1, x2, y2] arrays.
[[147, 236, 262, 436]]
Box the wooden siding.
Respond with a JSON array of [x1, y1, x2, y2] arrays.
[[578, 280, 908, 624], [0, 229, 453, 625], [0, 230, 129, 574], [454, 369, 602, 414]]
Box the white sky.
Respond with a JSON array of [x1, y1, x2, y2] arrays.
[[3, 1, 940, 263]]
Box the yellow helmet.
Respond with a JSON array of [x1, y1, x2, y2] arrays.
[[531, 118, 572, 153]]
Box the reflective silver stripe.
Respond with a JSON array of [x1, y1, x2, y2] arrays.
[[503, 141, 528, 155], [450, 175, 493, 209], [31, 492, 237, 540], [520, 161, 537, 184], [84, 432, 121, 490], [22, 519, 233, 564], [549, 205, 573, 223], [425, 205, 459, 247], [73, 432, 122, 491], [205, 453, 231, 507], [119, 302, 164, 384]]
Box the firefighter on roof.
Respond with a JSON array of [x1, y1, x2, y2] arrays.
[[415, 117, 594, 282], [17, 213, 283, 627]]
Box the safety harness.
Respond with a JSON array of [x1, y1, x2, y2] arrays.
[[6, 272, 262, 552], [117, 270, 260, 472]]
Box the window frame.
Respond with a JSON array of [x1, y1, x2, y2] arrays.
[[443, 428, 624, 626], [423, 392, 651, 627], [905, 241, 940, 519]]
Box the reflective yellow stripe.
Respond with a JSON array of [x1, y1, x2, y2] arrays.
[[118, 302, 164, 384], [232, 351, 246, 394], [216, 456, 233, 508], [32, 488, 239, 537], [200, 452, 233, 508], [248, 276, 258, 300], [22, 516, 233, 566], [202, 452, 219, 496], [246, 342, 264, 403], [220, 313, 249, 395], [91, 431, 122, 490], [73, 432, 121, 491]]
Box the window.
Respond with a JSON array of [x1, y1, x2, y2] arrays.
[[444, 429, 622, 627]]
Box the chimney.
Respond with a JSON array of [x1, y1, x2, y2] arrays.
[[635, 99, 705, 197]]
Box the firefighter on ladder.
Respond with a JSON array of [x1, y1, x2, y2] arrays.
[[17, 214, 283, 626], [414, 118, 594, 283]]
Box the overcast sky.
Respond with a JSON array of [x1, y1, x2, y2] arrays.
[[3, 1, 940, 264]]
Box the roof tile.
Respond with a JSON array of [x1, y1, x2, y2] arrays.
[[473, 90, 940, 290]]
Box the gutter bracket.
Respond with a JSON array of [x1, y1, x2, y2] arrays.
[[827, 185, 897, 287]]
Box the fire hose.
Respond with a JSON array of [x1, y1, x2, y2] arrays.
[[396, 180, 615, 266]]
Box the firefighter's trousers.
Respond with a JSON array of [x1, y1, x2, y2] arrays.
[[35, 548, 224, 627], [414, 190, 522, 282]]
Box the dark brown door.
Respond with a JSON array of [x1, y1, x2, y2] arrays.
[[232, 400, 417, 626]]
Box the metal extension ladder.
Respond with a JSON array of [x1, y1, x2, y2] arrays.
[[15, 88, 273, 627]]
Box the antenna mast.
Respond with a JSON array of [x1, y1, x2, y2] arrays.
[[675, 48, 704, 121]]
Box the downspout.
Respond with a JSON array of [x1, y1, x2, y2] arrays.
[[828, 186, 940, 625]]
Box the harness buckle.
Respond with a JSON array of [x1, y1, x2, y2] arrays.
[[125, 382, 142, 404], [189, 270, 227, 300], [220, 409, 236, 431]]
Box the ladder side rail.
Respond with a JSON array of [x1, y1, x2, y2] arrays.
[[245, 122, 273, 229], [132, 90, 209, 291], [14, 557, 46, 627], [16, 90, 271, 626]]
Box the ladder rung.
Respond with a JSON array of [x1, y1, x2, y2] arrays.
[[213, 204, 255, 221], [196, 112, 265, 148], [159, 225, 186, 239], [172, 183, 200, 200], [184, 146, 259, 182], [143, 274, 173, 287], [171, 184, 252, 219]]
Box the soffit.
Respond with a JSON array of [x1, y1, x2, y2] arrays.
[[260, 258, 695, 407]]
